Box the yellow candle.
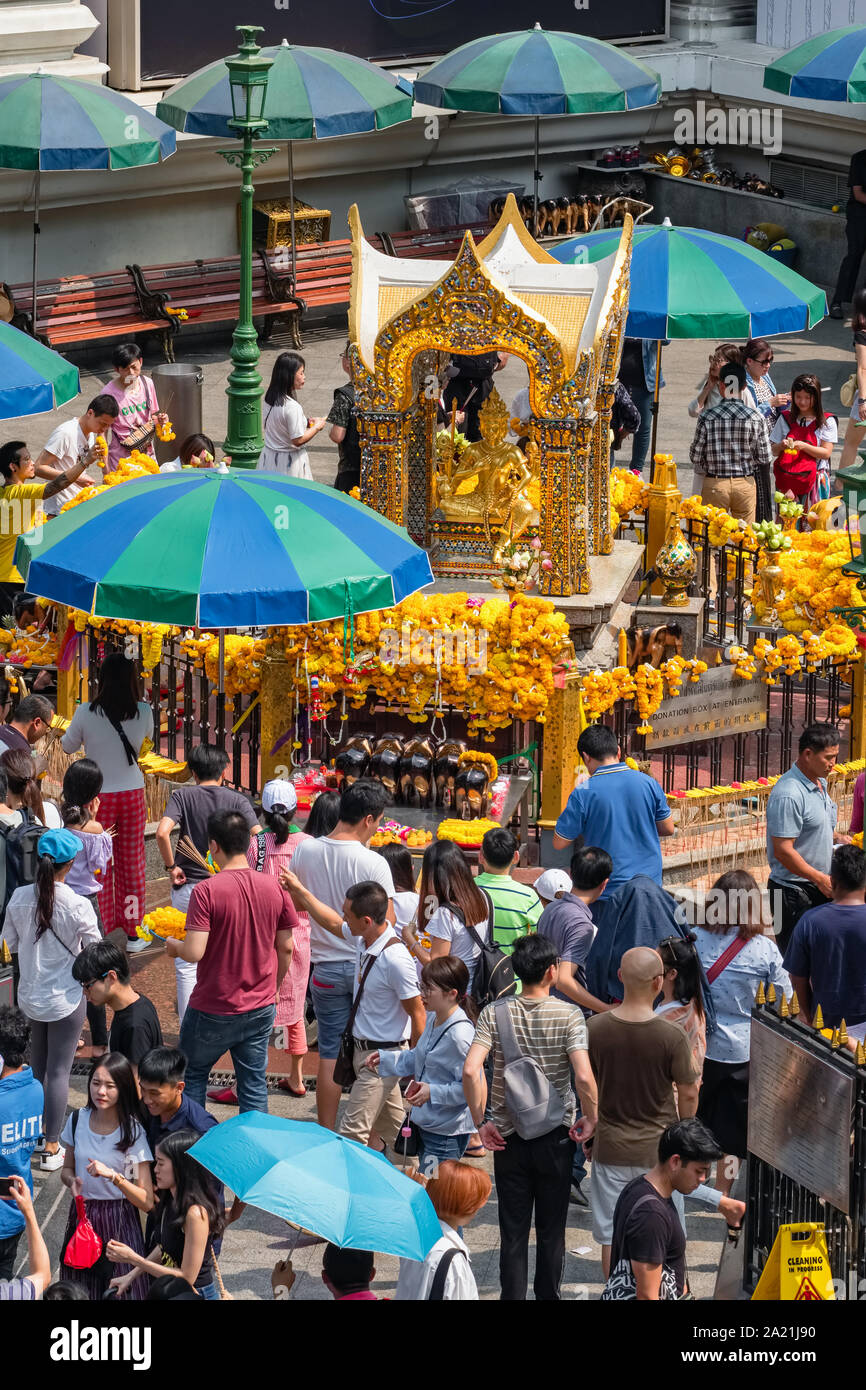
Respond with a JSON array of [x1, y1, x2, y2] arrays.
[[618, 628, 628, 667]]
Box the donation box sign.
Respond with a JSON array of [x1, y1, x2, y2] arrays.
[[642, 665, 766, 751], [140, 1, 669, 81]]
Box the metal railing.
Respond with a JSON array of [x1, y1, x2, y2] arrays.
[[82, 630, 262, 797], [745, 1000, 865, 1294]]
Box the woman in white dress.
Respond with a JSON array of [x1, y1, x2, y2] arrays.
[[257, 352, 326, 478]]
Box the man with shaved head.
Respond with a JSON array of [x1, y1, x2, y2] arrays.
[[586, 947, 700, 1277]]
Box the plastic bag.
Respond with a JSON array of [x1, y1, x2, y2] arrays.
[[63, 1194, 103, 1269]]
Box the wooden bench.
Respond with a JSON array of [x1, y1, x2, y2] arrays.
[[265, 222, 490, 344], [5, 266, 178, 361], [130, 251, 303, 351]]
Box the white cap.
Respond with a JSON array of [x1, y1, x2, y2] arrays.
[[534, 869, 572, 902], [261, 779, 297, 815]]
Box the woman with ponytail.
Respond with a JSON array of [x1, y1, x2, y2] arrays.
[[655, 934, 707, 1078], [0, 746, 47, 826], [61, 758, 115, 1057], [3, 829, 100, 1170], [366, 956, 477, 1173], [246, 778, 310, 1098], [61, 653, 153, 950]]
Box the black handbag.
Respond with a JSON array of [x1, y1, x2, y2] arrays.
[[392, 1018, 463, 1156]]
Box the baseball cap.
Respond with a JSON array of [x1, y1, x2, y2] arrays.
[[533, 868, 572, 902], [38, 828, 83, 863], [261, 779, 298, 815]]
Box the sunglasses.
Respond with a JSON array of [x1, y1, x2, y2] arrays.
[[751, 354, 773, 365]]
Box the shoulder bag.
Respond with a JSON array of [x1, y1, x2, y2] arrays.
[[332, 937, 403, 1088], [706, 934, 749, 985]]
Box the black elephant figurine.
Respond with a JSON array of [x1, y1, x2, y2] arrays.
[[433, 738, 466, 810], [455, 763, 489, 819], [333, 734, 372, 786], [400, 737, 434, 808], [369, 734, 403, 799]]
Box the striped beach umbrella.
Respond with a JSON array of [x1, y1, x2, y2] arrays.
[[15, 468, 433, 628], [157, 39, 412, 139], [551, 218, 826, 339], [0, 320, 79, 420], [157, 39, 413, 281], [414, 25, 659, 218], [764, 26, 866, 103], [551, 218, 826, 454], [0, 70, 175, 333]]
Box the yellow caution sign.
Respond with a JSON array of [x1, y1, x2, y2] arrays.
[[752, 1223, 835, 1301]]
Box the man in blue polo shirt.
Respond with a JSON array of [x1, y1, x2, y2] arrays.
[[138, 1045, 217, 1153], [766, 723, 848, 953], [553, 725, 674, 896]]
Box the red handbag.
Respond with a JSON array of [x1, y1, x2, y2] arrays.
[[63, 1194, 103, 1269], [773, 412, 818, 498]]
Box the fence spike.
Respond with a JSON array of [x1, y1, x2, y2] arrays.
[[790, 991, 800, 1017], [755, 981, 766, 1006], [766, 982, 777, 1005], [857, 1042, 866, 1067], [814, 1003, 825, 1031], [780, 992, 790, 1018], [831, 1027, 841, 1050], [840, 1019, 849, 1046]]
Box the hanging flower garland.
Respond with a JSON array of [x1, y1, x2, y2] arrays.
[[634, 664, 665, 734]]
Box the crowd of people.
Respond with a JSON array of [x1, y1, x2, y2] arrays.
[[0, 662, 856, 1301]]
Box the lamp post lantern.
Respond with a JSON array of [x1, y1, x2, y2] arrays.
[[220, 26, 276, 468]]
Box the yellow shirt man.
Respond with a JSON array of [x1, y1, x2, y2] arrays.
[[0, 482, 47, 583]]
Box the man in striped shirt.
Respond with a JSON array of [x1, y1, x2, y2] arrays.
[[476, 828, 543, 954]]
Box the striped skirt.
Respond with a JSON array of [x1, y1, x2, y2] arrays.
[[61, 1196, 149, 1300]]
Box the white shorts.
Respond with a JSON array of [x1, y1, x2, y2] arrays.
[[590, 1162, 646, 1244]]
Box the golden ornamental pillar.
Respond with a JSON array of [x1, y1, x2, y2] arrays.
[[540, 419, 591, 597], [54, 605, 79, 721], [259, 647, 295, 787], [646, 455, 682, 598], [540, 678, 584, 822], [358, 412, 405, 523]]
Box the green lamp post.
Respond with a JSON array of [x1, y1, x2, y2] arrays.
[[220, 26, 276, 468]]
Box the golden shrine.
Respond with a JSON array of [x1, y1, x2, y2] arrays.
[[347, 193, 633, 596]]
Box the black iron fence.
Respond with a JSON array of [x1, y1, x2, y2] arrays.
[[745, 1001, 865, 1295], [81, 630, 262, 797], [610, 662, 848, 793]]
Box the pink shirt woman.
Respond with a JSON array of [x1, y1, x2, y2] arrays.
[[100, 345, 165, 473], [246, 780, 310, 1096]]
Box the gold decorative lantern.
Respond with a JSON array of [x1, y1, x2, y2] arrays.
[[654, 516, 697, 607]]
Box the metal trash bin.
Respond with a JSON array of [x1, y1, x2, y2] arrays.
[[150, 363, 204, 465]]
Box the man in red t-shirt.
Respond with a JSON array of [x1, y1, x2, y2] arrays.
[[167, 809, 296, 1113]]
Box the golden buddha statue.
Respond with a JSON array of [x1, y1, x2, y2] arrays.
[[434, 389, 540, 548]]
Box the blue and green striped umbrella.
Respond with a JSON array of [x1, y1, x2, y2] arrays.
[[157, 39, 412, 139], [764, 26, 866, 102], [0, 320, 79, 420], [414, 25, 660, 115], [414, 25, 658, 216], [15, 469, 432, 628], [551, 219, 826, 339], [0, 70, 175, 336], [0, 70, 176, 170]]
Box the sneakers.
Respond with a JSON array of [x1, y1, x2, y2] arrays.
[[39, 1145, 65, 1172], [126, 936, 151, 954], [570, 1178, 590, 1208], [830, 302, 844, 319]]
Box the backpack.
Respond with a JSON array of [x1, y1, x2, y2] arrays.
[[452, 890, 517, 1008], [0, 807, 42, 910], [773, 411, 818, 498], [494, 997, 567, 1140]]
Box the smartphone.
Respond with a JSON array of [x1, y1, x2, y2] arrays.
[[0, 1176, 14, 1197]]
